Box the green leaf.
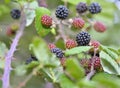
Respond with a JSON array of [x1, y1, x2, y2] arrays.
[[65, 59, 85, 80], [100, 51, 120, 75], [26, 61, 39, 69], [29, 37, 60, 67], [65, 46, 91, 56], [15, 65, 27, 76], [92, 72, 120, 88], [59, 74, 78, 88], [35, 7, 51, 37], [61, 0, 86, 5], [25, 1, 39, 26], [0, 42, 8, 69]]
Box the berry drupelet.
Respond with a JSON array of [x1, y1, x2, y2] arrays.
[[10, 9, 21, 19], [88, 2, 102, 14], [76, 31, 91, 46], [55, 5, 69, 19], [51, 48, 64, 58], [76, 2, 88, 14]]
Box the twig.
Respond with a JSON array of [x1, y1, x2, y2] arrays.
[[86, 70, 96, 80], [37, 0, 47, 7], [2, 12, 26, 88]]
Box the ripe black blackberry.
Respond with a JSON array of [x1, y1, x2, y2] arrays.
[[25, 55, 38, 64], [51, 48, 64, 58], [76, 2, 88, 14], [10, 9, 21, 19], [76, 31, 91, 46], [88, 2, 101, 14], [55, 5, 69, 19]]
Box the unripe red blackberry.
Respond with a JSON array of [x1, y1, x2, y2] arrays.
[[89, 40, 100, 49], [72, 18, 85, 29], [94, 21, 106, 32], [80, 59, 90, 68], [76, 31, 91, 46], [88, 2, 101, 14], [55, 5, 69, 19], [51, 48, 64, 58], [6, 27, 16, 36], [76, 2, 88, 14], [48, 43, 56, 50], [88, 56, 102, 71], [65, 39, 77, 49], [41, 15, 52, 28], [10, 9, 21, 19]]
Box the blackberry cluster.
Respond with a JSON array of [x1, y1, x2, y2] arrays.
[[51, 48, 64, 58], [76, 31, 91, 46], [10, 9, 21, 19], [88, 2, 101, 14], [55, 5, 69, 19], [25, 55, 38, 64], [76, 2, 88, 14]]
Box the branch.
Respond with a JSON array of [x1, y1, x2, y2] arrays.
[[2, 12, 26, 88], [85, 70, 96, 80], [37, 0, 47, 7]]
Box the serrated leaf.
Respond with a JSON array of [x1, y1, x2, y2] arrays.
[[59, 74, 78, 88], [100, 51, 120, 75], [65, 59, 85, 80], [61, 0, 86, 5], [0, 42, 8, 69], [25, 1, 39, 26], [92, 72, 120, 88], [35, 7, 51, 37], [29, 37, 60, 67], [65, 46, 91, 56]]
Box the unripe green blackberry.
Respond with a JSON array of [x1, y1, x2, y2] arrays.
[[94, 21, 106, 32], [76, 2, 88, 14], [51, 48, 64, 58], [41, 15, 52, 28], [66, 39, 77, 49], [10, 9, 21, 19], [76, 31, 91, 46], [72, 18, 85, 29], [88, 2, 101, 14], [55, 5, 69, 19]]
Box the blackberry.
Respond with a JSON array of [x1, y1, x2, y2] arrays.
[[76, 31, 91, 46], [76, 2, 88, 14], [51, 48, 64, 58], [10, 9, 21, 19], [55, 5, 69, 19], [25, 55, 38, 64], [88, 2, 101, 14]]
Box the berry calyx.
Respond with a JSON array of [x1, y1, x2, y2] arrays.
[[41, 15, 52, 28], [72, 18, 85, 29], [51, 48, 64, 58], [94, 21, 106, 32], [55, 5, 69, 19], [76, 2, 88, 14], [89, 40, 100, 49], [65, 39, 77, 49], [88, 2, 102, 14], [76, 31, 91, 46], [10, 9, 21, 19], [48, 43, 56, 50]]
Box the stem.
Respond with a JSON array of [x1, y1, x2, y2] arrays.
[[37, 0, 47, 7], [86, 70, 95, 80], [2, 13, 26, 88]]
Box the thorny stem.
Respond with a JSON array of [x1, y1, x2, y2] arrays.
[[86, 70, 96, 80], [2, 12, 26, 88]]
